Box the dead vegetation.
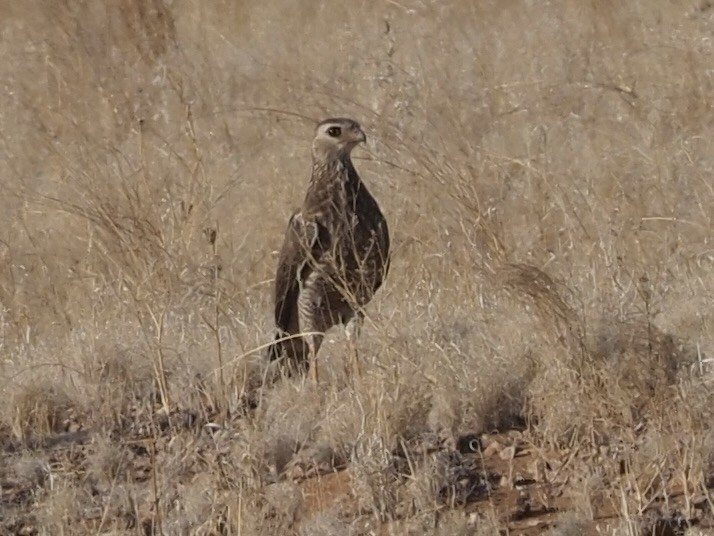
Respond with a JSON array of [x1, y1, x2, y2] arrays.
[[1, 0, 714, 534]]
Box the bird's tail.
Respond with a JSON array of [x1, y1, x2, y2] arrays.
[[266, 331, 311, 378], [266, 332, 284, 361]]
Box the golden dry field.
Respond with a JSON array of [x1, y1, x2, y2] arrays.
[[1, 1, 714, 534]]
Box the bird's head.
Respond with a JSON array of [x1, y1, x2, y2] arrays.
[[312, 118, 366, 162]]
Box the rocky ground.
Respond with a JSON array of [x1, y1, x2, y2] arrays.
[[2, 402, 712, 535]]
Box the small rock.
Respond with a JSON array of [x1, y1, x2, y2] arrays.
[[499, 445, 516, 461], [482, 440, 504, 457]]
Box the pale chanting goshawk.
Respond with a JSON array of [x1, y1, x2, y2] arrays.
[[267, 118, 390, 382]]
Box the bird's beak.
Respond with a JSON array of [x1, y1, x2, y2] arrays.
[[358, 129, 367, 144]]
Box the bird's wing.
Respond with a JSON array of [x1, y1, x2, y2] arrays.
[[273, 211, 331, 333]]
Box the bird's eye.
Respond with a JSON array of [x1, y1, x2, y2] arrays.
[[327, 126, 341, 137]]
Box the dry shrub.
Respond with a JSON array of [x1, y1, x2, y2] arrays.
[[85, 435, 127, 488], [547, 513, 592, 536], [297, 512, 350, 536], [33, 486, 87, 534], [4, 378, 78, 444]]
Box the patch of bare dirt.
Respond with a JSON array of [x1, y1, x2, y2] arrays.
[[291, 430, 714, 535]]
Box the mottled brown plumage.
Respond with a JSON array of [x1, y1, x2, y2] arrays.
[[268, 118, 390, 382]]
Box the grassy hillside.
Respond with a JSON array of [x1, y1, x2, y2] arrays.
[[1, 1, 713, 534]]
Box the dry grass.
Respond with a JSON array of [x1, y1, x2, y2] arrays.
[[1, 0, 714, 534]]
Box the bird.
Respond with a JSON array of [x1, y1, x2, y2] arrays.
[[267, 118, 390, 383]]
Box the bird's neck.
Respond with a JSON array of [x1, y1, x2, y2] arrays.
[[304, 154, 365, 218], [310, 152, 360, 189]]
